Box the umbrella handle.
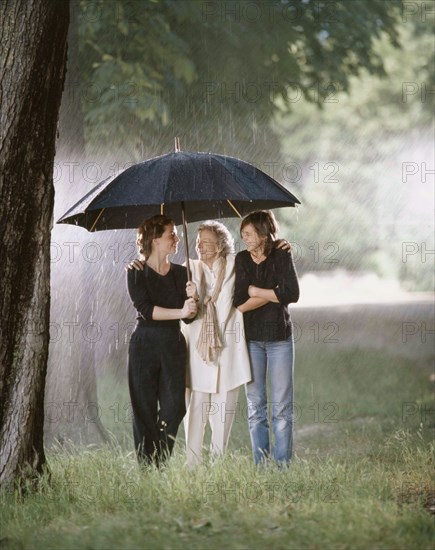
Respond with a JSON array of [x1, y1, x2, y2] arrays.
[[181, 201, 191, 281]]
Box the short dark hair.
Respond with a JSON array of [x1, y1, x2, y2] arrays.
[[240, 210, 279, 257], [136, 215, 175, 260]]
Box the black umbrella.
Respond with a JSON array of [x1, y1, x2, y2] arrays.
[[57, 141, 301, 278]]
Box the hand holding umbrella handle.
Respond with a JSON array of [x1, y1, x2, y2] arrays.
[[181, 298, 198, 319], [186, 281, 199, 303]]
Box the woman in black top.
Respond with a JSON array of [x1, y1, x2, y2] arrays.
[[127, 215, 197, 465], [233, 210, 300, 465]]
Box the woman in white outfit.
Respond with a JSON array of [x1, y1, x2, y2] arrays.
[[182, 221, 251, 466]]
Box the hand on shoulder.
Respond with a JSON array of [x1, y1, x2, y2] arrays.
[[125, 259, 145, 272], [274, 239, 292, 254]]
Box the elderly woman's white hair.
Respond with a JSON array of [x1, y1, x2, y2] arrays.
[[196, 220, 235, 257]]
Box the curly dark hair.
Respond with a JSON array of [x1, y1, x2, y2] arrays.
[[136, 215, 175, 260]]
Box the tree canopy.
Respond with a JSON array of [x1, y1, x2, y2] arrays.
[[76, 0, 404, 158], [64, 0, 434, 291]]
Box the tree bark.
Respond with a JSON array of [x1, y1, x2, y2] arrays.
[[0, 0, 69, 489]]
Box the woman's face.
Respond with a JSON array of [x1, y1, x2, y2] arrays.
[[241, 223, 265, 253], [153, 224, 179, 255], [196, 229, 221, 263]]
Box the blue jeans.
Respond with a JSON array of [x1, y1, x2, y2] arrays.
[[245, 336, 294, 465]]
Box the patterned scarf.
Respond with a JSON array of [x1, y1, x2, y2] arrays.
[[195, 257, 227, 364]]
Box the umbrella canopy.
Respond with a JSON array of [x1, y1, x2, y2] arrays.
[[57, 149, 301, 279], [57, 151, 300, 232]]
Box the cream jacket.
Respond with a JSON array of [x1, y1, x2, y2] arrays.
[[182, 255, 251, 393]]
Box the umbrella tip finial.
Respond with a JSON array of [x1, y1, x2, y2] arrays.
[[175, 136, 181, 152]]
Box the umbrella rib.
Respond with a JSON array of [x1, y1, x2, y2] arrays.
[[227, 200, 242, 218], [90, 208, 105, 232]]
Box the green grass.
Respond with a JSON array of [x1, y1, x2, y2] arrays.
[[98, 347, 434, 455], [1, 347, 433, 549]]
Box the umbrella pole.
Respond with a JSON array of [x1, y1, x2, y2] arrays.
[[181, 201, 191, 281]]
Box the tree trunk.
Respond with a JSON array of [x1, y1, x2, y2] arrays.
[[0, 0, 69, 489]]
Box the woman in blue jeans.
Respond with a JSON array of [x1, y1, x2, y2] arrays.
[[233, 210, 300, 465]]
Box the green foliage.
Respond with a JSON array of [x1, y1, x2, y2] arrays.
[[77, 0, 404, 157], [273, 15, 434, 289], [69, 0, 433, 288]]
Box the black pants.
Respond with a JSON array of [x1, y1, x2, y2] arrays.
[[128, 325, 187, 465]]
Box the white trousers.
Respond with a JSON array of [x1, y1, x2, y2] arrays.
[[184, 387, 239, 466]]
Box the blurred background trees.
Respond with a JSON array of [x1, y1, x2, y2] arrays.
[[66, 0, 433, 290], [48, 0, 433, 445], [76, 0, 403, 159]]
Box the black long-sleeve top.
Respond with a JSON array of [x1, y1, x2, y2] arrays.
[[127, 263, 194, 328], [233, 248, 300, 341]]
